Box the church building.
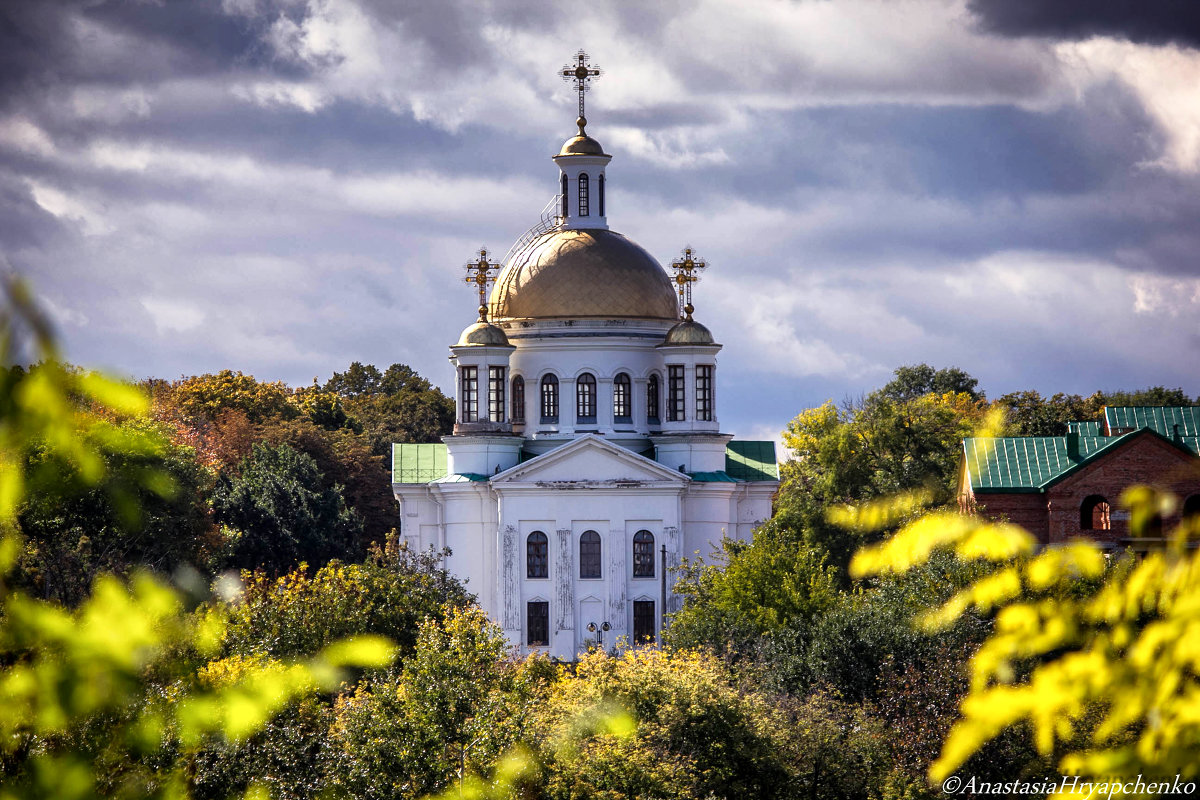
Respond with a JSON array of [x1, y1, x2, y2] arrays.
[[391, 54, 779, 659]]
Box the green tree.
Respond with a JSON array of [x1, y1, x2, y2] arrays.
[[212, 442, 364, 571], [170, 370, 297, 424], [776, 372, 987, 574], [330, 607, 552, 800], [666, 523, 838, 656], [881, 364, 981, 402]]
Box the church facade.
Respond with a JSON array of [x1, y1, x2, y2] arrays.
[[392, 56, 778, 659]]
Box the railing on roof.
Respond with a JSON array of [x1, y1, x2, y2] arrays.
[[502, 194, 563, 267]]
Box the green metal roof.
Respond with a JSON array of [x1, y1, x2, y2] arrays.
[[1067, 420, 1101, 436], [1105, 406, 1200, 437], [392, 443, 448, 484], [436, 472, 488, 483], [687, 470, 739, 482], [724, 440, 779, 482], [965, 431, 1198, 492]]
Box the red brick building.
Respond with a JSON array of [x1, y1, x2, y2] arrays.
[[958, 407, 1200, 548]]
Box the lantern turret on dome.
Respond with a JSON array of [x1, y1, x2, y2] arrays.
[[554, 51, 611, 231]]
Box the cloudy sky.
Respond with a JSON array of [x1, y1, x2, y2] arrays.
[[3, 0, 1199, 441]]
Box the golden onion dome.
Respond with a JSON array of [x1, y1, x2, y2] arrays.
[[455, 320, 511, 347], [661, 319, 716, 346], [488, 229, 678, 321]]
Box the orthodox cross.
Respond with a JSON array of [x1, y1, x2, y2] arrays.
[[670, 247, 707, 321], [561, 50, 601, 132], [464, 248, 500, 322]]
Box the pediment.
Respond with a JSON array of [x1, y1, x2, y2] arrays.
[[493, 434, 687, 485]]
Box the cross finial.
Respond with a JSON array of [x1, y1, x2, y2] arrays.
[[561, 50, 601, 135], [465, 248, 501, 322], [670, 247, 707, 321]]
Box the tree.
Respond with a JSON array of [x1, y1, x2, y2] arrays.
[[0, 277, 396, 800], [666, 523, 838, 656], [211, 442, 364, 571], [16, 416, 214, 605], [776, 372, 988, 574], [848, 487, 1199, 786], [170, 370, 297, 423], [881, 364, 981, 402]]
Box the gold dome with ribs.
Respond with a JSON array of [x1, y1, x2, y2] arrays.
[[488, 229, 678, 321]]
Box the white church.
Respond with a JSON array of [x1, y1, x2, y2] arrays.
[[392, 54, 778, 659]]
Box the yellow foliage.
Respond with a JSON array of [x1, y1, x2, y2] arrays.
[[850, 483, 1200, 784]]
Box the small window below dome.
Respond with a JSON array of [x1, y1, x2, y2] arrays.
[[541, 375, 559, 423], [578, 173, 590, 216], [576, 373, 597, 423], [511, 375, 525, 423], [695, 365, 713, 422], [647, 374, 660, 425], [561, 174, 568, 217], [487, 366, 506, 423], [459, 365, 478, 423], [598, 174, 605, 217], [667, 365, 685, 422], [613, 373, 631, 422]]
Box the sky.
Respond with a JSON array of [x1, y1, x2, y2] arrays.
[[2, 0, 1199, 443]]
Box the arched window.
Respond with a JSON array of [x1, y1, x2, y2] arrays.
[[579, 531, 601, 579], [633, 530, 655, 578], [598, 174, 605, 217], [511, 375, 525, 423], [613, 372, 631, 422], [647, 374, 660, 424], [1080, 495, 1111, 531], [561, 174, 568, 217], [540, 375, 559, 422], [578, 173, 590, 216], [527, 531, 548, 579], [527, 601, 548, 646], [1184, 494, 1200, 523], [576, 372, 596, 422]]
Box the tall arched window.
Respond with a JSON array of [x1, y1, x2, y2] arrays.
[[579, 531, 601, 579], [578, 173, 590, 216], [527, 531, 548, 579], [598, 174, 605, 217], [1080, 495, 1111, 531], [633, 530, 655, 578], [576, 373, 596, 422], [511, 375, 525, 423], [647, 374, 660, 424], [613, 372, 631, 422], [561, 174, 568, 217], [540, 375, 559, 422]]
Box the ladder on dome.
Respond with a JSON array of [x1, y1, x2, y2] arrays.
[[502, 194, 563, 266]]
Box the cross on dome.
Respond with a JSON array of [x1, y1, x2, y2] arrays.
[[464, 248, 501, 321], [561, 50, 601, 135], [670, 247, 707, 320]]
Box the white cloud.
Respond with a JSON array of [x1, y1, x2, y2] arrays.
[[141, 297, 206, 333]]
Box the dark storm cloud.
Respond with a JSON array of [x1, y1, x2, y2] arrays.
[[969, 0, 1200, 48], [0, 0, 283, 110]]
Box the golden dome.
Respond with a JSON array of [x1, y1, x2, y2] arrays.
[[455, 320, 511, 347], [489, 229, 678, 321], [662, 319, 716, 346], [558, 134, 606, 156]]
